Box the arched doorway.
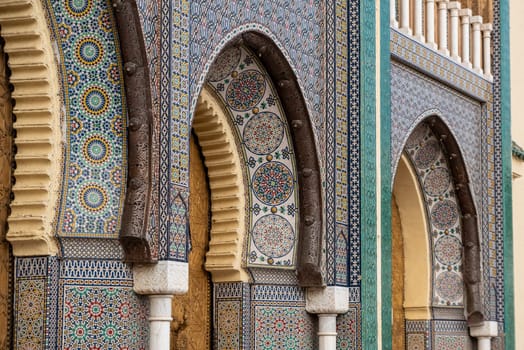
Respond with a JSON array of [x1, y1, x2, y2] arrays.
[[170, 134, 212, 349], [392, 154, 432, 350], [392, 120, 483, 348]]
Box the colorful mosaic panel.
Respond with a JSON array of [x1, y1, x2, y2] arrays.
[[14, 257, 59, 350], [15, 279, 46, 349], [253, 306, 315, 349], [44, 0, 127, 238], [60, 286, 147, 349], [337, 304, 361, 349], [57, 260, 148, 349], [207, 46, 299, 268], [214, 282, 251, 349], [434, 336, 468, 350], [404, 123, 464, 307]]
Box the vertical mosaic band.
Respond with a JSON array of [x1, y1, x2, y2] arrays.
[[499, 0, 515, 347], [360, 0, 378, 348], [380, 0, 392, 348]]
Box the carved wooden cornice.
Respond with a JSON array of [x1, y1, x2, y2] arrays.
[[0, 0, 61, 256]]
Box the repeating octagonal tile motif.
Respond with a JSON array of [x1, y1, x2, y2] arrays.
[[423, 167, 450, 196]]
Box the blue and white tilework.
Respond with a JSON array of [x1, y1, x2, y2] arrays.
[[207, 46, 299, 268], [44, 0, 127, 238], [404, 123, 465, 307]]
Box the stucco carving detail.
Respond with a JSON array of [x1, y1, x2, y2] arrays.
[[133, 261, 188, 295], [193, 88, 249, 283], [305, 286, 349, 314], [0, 0, 62, 256]]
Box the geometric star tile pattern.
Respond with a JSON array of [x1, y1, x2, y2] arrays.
[[44, 0, 127, 238]]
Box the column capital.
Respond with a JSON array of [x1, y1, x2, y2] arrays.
[[459, 8, 472, 19], [469, 321, 498, 338], [471, 15, 483, 25], [133, 260, 188, 295], [481, 23, 493, 33], [448, 1, 461, 11], [306, 286, 349, 314]]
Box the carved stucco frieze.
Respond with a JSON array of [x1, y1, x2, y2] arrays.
[[0, 0, 62, 256], [133, 261, 188, 295]]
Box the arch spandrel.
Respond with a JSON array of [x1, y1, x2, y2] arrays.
[[0, 0, 62, 256]]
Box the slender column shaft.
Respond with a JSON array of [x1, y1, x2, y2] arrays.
[[414, 0, 424, 40], [426, 0, 437, 48], [449, 2, 461, 60], [391, 0, 399, 27], [481, 23, 493, 79], [400, 0, 411, 33], [471, 15, 483, 73], [460, 9, 472, 68], [318, 314, 338, 350], [149, 295, 173, 350], [477, 337, 491, 350], [437, 0, 450, 55]]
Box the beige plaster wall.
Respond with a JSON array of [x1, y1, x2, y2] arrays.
[[510, 0, 524, 347]]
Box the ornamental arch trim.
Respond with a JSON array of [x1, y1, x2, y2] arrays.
[[199, 32, 324, 286], [0, 0, 62, 256], [395, 115, 484, 325]]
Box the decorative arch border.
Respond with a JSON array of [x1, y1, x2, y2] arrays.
[[0, 0, 62, 256], [198, 32, 325, 286], [193, 87, 249, 283], [395, 117, 484, 325]]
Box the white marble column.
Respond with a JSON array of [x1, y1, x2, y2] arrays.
[[413, 0, 424, 41], [460, 9, 472, 68], [134, 261, 189, 350], [426, 0, 437, 49], [481, 23, 493, 79], [306, 287, 349, 350], [469, 321, 498, 350], [391, 0, 399, 28], [437, 0, 450, 55], [471, 15, 483, 74], [448, 2, 461, 61], [400, 0, 411, 34]]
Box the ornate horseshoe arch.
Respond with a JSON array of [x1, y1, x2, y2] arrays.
[[0, 0, 62, 256]]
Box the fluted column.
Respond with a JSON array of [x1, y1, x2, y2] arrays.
[[426, 0, 437, 49], [437, 0, 450, 55], [471, 15, 483, 73], [448, 2, 461, 61], [391, 0, 398, 28], [400, 0, 411, 34], [481, 23, 493, 79], [460, 9, 472, 68], [413, 0, 424, 41]]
